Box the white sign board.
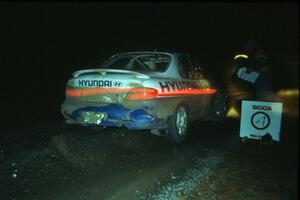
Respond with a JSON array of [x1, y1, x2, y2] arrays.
[[236, 67, 260, 83], [240, 100, 283, 142]]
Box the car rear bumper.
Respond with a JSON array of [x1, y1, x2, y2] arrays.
[[61, 101, 166, 130]]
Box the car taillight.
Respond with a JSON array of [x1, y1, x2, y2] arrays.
[[127, 88, 158, 101]]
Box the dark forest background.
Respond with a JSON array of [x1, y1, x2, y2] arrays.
[[0, 2, 298, 130]]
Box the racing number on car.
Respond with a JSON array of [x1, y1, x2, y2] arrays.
[[250, 111, 271, 130]]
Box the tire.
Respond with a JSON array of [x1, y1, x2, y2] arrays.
[[164, 104, 189, 143], [216, 94, 229, 122], [211, 91, 228, 122]]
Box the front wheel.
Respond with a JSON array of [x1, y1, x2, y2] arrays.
[[164, 104, 189, 143]]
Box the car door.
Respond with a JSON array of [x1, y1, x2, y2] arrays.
[[177, 55, 204, 120], [195, 66, 217, 116]]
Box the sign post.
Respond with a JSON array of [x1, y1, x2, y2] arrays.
[[240, 100, 283, 142]]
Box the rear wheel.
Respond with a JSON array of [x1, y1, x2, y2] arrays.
[[164, 104, 189, 143], [210, 91, 228, 122], [216, 94, 228, 121]]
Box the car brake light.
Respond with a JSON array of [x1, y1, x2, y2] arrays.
[[127, 88, 158, 101]]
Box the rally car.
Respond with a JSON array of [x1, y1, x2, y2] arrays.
[[61, 51, 228, 143]]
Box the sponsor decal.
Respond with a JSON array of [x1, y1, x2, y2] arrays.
[[77, 80, 123, 88], [252, 105, 272, 111], [158, 81, 216, 96], [113, 81, 122, 87], [78, 80, 112, 87], [159, 81, 198, 93], [249, 134, 261, 139]]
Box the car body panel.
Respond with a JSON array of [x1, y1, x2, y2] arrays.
[[61, 51, 227, 130]]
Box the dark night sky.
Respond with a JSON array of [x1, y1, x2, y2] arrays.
[[0, 2, 298, 126], [1, 3, 298, 59]]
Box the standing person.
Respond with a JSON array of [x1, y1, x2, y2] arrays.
[[245, 41, 274, 101]]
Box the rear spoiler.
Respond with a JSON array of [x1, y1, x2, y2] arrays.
[[72, 69, 150, 79]]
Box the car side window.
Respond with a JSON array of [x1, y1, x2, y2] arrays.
[[193, 66, 205, 80], [178, 56, 194, 79], [189, 57, 210, 80]]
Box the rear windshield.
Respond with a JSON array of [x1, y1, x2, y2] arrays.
[[99, 53, 171, 72]]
